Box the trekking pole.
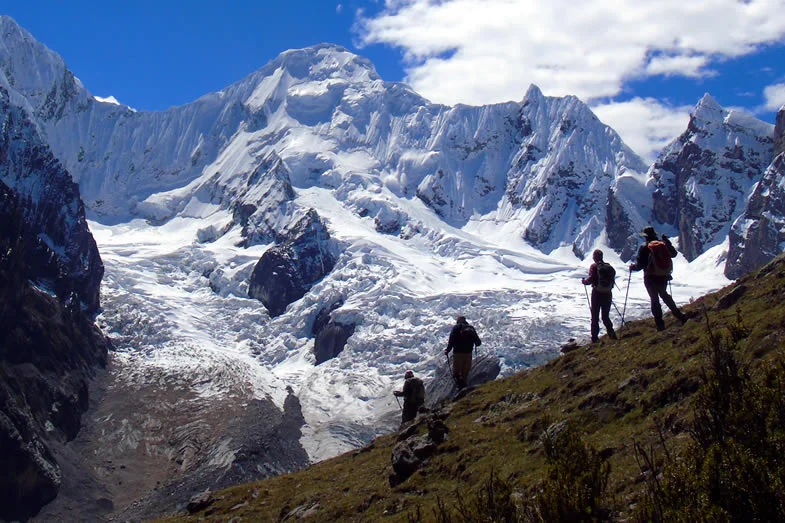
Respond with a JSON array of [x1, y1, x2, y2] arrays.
[[621, 270, 632, 329], [611, 300, 623, 320], [583, 284, 591, 311], [394, 394, 402, 411]]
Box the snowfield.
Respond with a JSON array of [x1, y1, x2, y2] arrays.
[[90, 185, 730, 462]]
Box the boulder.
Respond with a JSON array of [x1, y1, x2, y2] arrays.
[[248, 209, 336, 317], [425, 353, 501, 408]]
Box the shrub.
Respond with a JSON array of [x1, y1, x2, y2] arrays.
[[633, 312, 785, 522]]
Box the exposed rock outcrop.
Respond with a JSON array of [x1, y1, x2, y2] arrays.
[[726, 154, 785, 279], [389, 411, 450, 487], [774, 107, 785, 158], [424, 353, 501, 408], [0, 87, 103, 313], [310, 299, 355, 365], [0, 180, 108, 522], [248, 209, 336, 317]]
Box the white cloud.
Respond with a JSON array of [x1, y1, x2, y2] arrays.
[[763, 83, 785, 111], [592, 98, 692, 163], [357, 0, 785, 106], [336, 3, 343, 14], [645, 54, 713, 78]]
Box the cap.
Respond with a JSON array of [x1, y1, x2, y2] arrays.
[[404, 370, 414, 379], [640, 226, 657, 241]]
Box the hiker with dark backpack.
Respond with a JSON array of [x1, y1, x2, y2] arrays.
[[629, 226, 687, 331], [581, 249, 617, 343], [444, 316, 482, 389], [394, 370, 425, 424]]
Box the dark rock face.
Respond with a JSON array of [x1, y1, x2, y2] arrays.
[[726, 155, 785, 279], [314, 322, 355, 365], [311, 299, 355, 365], [0, 87, 103, 313], [424, 353, 501, 408], [605, 187, 639, 261], [0, 181, 108, 521], [248, 209, 336, 317], [775, 108, 785, 158]]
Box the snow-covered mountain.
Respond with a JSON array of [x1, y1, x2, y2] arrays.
[[647, 94, 774, 262], [2, 13, 783, 518], [0, 16, 646, 257]]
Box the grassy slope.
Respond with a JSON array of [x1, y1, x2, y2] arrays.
[[167, 257, 785, 522]]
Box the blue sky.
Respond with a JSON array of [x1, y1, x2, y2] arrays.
[[4, 1, 785, 161]]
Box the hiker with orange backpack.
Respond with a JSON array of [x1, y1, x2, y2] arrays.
[[629, 226, 687, 331]]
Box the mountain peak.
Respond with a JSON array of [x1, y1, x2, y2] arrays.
[[522, 84, 545, 103], [694, 92, 724, 116], [271, 43, 381, 83]]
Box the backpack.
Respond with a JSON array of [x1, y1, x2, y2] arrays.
[[595, 261, 616, 293], [458, 324, 478, 351], [410, 378, 425, 406], [647, 240, 673, 277]]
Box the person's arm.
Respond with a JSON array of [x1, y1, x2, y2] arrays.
[[401, 379, 411, 399], [582, 264, 597, 285], [445, 327, 456, 355], [663, 235, 678, 257], [630, 245, 647, 271], [474, 328, 482, 348]]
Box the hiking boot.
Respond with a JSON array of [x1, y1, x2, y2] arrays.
[[591, 337, 599, 344], [608, 330, 617, 340], [655, 320, 665, 331], [677, 312, 687, 325]]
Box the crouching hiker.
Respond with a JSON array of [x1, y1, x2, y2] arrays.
[[393, 370, 425, 424], [581, 249, 617, 343], [629, 226, 687, 331], [444, 316, 482, 389]]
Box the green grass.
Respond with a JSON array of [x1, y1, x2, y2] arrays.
[[164, 256, 785, 522]]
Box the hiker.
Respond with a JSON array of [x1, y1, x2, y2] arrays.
[[444, 316, 482, 389], [393, 370, 425, 424], [581, 249, 617, 343], [629, 226, 687, 331]]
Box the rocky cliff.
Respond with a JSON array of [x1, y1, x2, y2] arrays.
[[725, 107, 785, 279], [0, 178, 108, 521]]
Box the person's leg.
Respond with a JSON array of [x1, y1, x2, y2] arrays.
[[453, 352, 471, 388], [451, 354, 462, 387], [402, 404, 417, 424], [590, 290, 601, 342], [645, 279, 664, 330], [600, 293, 616, 339], [659, 283, 686, 323]]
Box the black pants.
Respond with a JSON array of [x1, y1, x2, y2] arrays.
[[590, 289, 615, 341], [644, 277, 684, 328], [402, 403, 420, 424]]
